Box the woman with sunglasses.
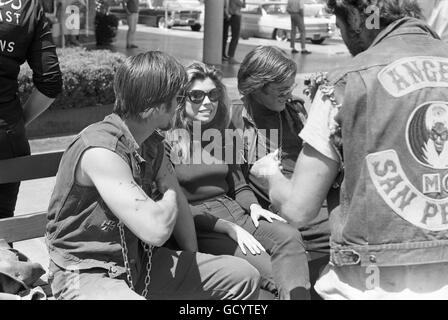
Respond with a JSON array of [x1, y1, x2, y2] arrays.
[[165, 62, 311, 300]]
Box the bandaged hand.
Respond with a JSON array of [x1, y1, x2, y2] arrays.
[[250, 149, 282, 179]]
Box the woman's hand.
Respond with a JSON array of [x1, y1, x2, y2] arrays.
[[250, 149, 282, 179], [249, 204, 287, 228], [224, 221, 266, 255]]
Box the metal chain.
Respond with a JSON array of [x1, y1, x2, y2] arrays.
[[118, 221, 135, 291], [118, 221, 153, 298], [141, 242, 153, 298]]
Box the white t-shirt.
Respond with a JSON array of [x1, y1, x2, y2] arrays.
[[299, 88, 448, 300]]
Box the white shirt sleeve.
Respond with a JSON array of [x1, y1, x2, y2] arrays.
[[299, 88, 339, 163]]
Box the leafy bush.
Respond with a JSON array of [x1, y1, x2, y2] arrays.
[[18, 47, 126, 110]]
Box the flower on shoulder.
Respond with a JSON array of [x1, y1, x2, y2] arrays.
[[303, 72, 329, 102]]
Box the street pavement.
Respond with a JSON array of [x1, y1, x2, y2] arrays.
[[13, 24, 350, 274]]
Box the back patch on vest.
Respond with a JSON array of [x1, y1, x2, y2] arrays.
[[366, 150, 448, 231], [378, 57, 448, 97]]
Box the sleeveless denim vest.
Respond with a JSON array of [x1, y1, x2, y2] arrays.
[[328, 18, 448, 267], [46, 114, 164, 281]]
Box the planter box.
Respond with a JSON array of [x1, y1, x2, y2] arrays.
[[26, 104, 114, 139]]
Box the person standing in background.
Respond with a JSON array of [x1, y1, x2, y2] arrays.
[[0, 0, 62, 221], [287, 0, 311, 54], [223, 0, 230, 61], [223, 0, 245, 64], [123, 0, 139, 48]]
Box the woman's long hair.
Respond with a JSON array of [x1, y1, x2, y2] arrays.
[[166, 62, 230, 164]]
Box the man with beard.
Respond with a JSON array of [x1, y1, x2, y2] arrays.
[[45, 51, 260, 300], [250, 0, 448, 299]]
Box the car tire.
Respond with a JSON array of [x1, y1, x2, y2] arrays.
[[311, 38, 325, 45], [191, 24, 201, 32], [273, 29, 288, 41]]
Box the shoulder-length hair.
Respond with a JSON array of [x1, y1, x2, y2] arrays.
[[165, 62, 230, 164], [113, 51, 187, 120], [237, 45, 297, 98]]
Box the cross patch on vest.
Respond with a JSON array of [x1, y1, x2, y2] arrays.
[[100, 220, 117, 232], [378, 57, 448, 97]]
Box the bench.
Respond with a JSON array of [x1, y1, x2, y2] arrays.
[[0, 151, 64, 298], [0, 150, 329, 300], [0, 151, 63, 244]]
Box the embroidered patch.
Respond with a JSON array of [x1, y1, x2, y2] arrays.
[[378, 56, 448, 97], [406, 101, 448, 169], [366, 150, 448, 231], [100, 220, 117, 232]]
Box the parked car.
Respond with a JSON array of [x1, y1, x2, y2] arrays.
[[110, 0, 202, 31], [240, 0, 335, 44]]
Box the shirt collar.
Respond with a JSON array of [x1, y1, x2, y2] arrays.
[[104, 113, 140, 153]]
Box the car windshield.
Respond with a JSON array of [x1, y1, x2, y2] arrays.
[[263, 3, 288, 15]]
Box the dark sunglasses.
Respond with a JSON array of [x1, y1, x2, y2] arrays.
[[179, 88, 220, 104]]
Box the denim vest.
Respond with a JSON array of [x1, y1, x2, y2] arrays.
[[328, 18, 448, 267], [46, 114, 164, 280]]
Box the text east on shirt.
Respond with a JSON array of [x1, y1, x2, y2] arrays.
[[0, 0, 61, 122]]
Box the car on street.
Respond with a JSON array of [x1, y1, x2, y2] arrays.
[[110, 0, 202, 31], [240, 0, 335, 44]]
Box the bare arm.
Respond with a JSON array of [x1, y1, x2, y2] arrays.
[[155, 150, 198, 252], [79, 147, 178, 246], [253, 144, 338, 228]]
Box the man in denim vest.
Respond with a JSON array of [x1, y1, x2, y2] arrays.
[[251, 0, 448, 299], [46, 51, 260, 300]]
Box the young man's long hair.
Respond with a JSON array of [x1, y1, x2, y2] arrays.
[[237, 45, 297, 99], [113, 51, 187, 120], [166, 62, 230, 164]]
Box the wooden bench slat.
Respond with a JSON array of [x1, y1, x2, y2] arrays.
[[0, 151, 63, 184], [0, 212, 47, 243]]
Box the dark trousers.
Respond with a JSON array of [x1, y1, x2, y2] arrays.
[[223, 14, 241, 58], [193, 195, 310, 300], [0, 118, 30, 219], [290, 11, 306, 50]]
